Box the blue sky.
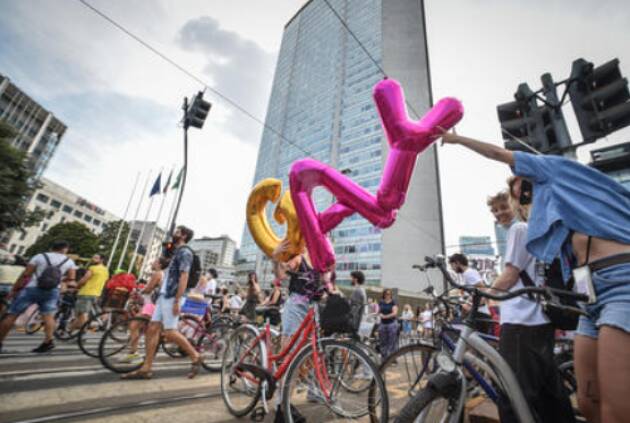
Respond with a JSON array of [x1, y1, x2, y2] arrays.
[[1, 0, 629, 252]]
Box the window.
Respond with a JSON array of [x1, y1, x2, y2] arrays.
[[74, 210, 83, 218], [47, 210, 54, 219], [93, 219, 101, 227], [9, 244, 16, 253], [84, 215, 92, 223], [63, 205, 73, 214], [50, 200, 62, 209], [42, 223, 48, 232], [19, 232, 26, 241], [60, 217, 66, 223], [36, 193, 49, 204], [17, 246, 25, 255]]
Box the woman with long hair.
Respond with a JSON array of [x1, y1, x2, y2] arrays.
[[378, 288, 399, 359], [239, 271, 261, 322]]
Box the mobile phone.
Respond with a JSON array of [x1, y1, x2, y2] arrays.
[[519, 180, 533, 205], [573, 265, 597, 304]]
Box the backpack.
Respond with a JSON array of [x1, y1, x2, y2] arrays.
[[320, 294, 359, 336], [181, 246, 202, 291], [37, 253, 69, 290], [520, 258, 579, 331]]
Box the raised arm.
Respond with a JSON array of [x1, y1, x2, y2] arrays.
[[441, 132, 514, 166]]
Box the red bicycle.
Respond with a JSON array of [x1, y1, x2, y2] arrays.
[[220, 302, 388, 422]]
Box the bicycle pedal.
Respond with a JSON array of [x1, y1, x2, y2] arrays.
[[250, 406, 266, 422]]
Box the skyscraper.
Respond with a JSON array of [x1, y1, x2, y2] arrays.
[[240, 0, 442, 291], [0, 73, 67, 177]]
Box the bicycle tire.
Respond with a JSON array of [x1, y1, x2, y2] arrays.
[[162, 315, 198, 358], [78, 310, 126, 358], [282, 338, 389, 423], [99, 316, 150, 374], [199, 323, 230, 372], [220, 325, 264, 417], [24, 308, 43, 334], [53, 308, 78, 341], [371, 342, 437, 421], [395, 385, 456, 423]]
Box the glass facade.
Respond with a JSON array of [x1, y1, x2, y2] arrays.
[[240, 0, 386, 286]]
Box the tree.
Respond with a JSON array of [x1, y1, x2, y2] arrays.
[[25, 222, 99, 259], [97, 220, 135, 272], [0, 119, 45, 233]]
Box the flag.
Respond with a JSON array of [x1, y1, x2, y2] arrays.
[[171, 168, 184, 190], [149, 173, 162, 197], [162, 169, 173, 194]]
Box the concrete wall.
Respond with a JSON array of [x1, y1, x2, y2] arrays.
[[380, 0, 443, 292]]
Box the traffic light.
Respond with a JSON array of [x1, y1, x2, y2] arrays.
[[569, 58, 630, 142], [186, 92, 212, 129], [497, 83, 546, 151]]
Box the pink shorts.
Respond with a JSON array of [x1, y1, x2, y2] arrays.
[[141, 303, 155, 316]]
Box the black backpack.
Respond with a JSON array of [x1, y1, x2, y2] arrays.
[[38, 253, 69, 290], [320, 294, 359, 336], [520, 258, 579, 331], [181, 246, 202, 290]]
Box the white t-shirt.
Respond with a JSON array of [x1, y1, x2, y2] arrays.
[[204, 278, 217, 296], [26, 252, 77, 289], [500, 222, 549, 326], [461, 268, 490, 315], [228, 294, 243, 310], [420, 310, 433, 328]]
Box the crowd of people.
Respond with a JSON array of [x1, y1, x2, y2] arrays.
[[0, 129, 628, 422]]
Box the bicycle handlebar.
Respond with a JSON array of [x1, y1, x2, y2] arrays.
[[416, 255, 590, 304]]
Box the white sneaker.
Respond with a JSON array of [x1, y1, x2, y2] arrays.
[[117, 352, 141, 363]]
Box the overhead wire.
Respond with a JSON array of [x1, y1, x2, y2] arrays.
[[77, 0, 313, 157]]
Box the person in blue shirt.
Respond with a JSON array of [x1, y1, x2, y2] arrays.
[[441, 130, 630, 423]]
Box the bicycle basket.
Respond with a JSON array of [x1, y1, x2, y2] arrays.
[[181, 297, 208, 316], [103, 288, 129, 309]]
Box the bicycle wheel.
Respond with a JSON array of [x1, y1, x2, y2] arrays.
[[99, 316, 150, 373], [395, 382, 458, 423], [24, 308, 43, 334], [78, 310, 126, 358], [53, 308, 79, 341], [162, 315, 199, 358], [199, 323, 230, 372], [372, 343, 437, 421], [220, 325, 264, 417], [282, 339, 389, 423]]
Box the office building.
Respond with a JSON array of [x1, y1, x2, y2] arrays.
[[239, 0, 440, 291], [2, 178, 119, 256], [590, 142, 630, 191], [130, 221, 166, 278], [189, 235, 237, 284], [0, 73, 67, 177], [459, 235, 495, 257]]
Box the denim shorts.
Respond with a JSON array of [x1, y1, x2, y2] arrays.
[[151, 296, 185, 330], [576, 263, 630, 339], [282, 293, 309, 337], [8, 287, 59, 316]]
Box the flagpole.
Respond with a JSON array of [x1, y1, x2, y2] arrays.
[[139, 167, 173, 276], [128, 169, 162, 273], [107, 171, 140, 269], [163, 167, 181, 242], [117, 169, 152, 270]]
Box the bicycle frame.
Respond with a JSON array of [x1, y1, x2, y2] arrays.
[[450, 326, 534, 423], [235, 304, 333, 400]]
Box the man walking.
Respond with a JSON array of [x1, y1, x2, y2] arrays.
[[0, 240, 77, 353], [70, 254, 109, 332], [122, 226, 201, 379]]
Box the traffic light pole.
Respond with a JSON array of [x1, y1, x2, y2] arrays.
[[167, 96, 189, 240], [541, 73, 574, 158]]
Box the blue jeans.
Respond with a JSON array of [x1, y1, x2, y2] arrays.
[[577, 263, 630, 339], [379, 321, 399, 359], [8, 288, 59, 316], [282, 293, 309, 337]]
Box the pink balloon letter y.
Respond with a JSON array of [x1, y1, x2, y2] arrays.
[[289, 78, 463, 271]]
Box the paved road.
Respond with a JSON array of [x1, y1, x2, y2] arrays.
[[0, 331, 258, 423]]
